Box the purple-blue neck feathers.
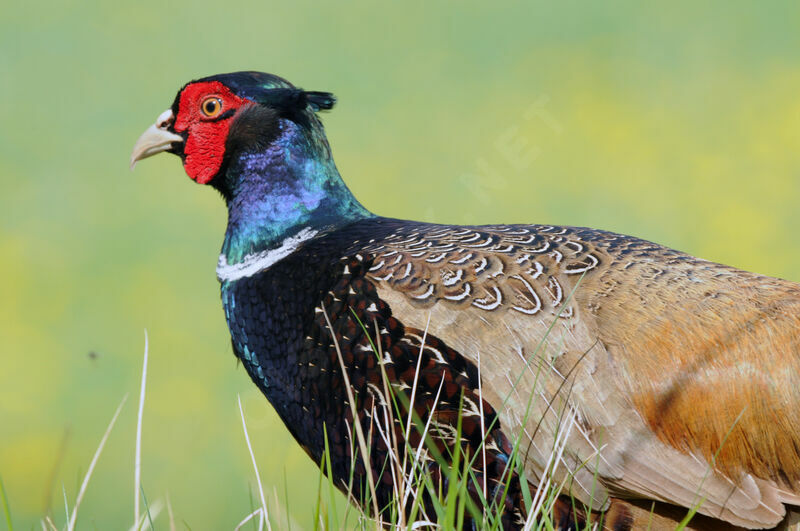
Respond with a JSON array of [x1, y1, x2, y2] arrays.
[[219, 118, 372, 264]]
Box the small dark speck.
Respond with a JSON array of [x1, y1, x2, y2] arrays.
[[88, 351, 99, 361]]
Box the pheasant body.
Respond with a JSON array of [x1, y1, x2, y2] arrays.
[[132, 71, 800, 530]]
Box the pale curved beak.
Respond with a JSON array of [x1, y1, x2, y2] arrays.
[[130, 109, 184, 170]]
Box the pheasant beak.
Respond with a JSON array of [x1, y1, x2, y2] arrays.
[[130, 109, 184, 170]]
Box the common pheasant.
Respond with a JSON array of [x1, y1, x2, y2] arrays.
[[131, 71, 800, 530]]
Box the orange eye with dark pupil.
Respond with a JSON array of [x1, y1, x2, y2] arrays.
[[200, 97, 223, 118]]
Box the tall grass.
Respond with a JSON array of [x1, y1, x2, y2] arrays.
[[3, 312, 736, 530], [1, 318, 591, 530]]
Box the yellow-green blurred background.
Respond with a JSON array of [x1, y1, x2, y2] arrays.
[[2, 1, 799, 529]]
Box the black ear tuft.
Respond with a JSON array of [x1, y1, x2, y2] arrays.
[[258, 88, 336, 115], [303, 91, 336, 112]]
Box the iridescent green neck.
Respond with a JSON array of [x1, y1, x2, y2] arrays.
[[219, 118, 372, 264]]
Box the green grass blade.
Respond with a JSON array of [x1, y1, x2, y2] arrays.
[[140, 483, 155, 531], [313, 457, 323, 531], [62, 484, 70, 528], [0, 473, 13, 531], [321, 425, 340, 528], [676, 407, 748, 530]]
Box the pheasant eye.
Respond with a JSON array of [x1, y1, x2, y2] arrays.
[[200, 97, 223, 118]]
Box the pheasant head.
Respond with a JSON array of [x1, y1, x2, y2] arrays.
[[131, 71, 371, 262]]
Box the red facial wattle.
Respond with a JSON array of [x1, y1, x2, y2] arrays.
[[173, 81, 251, 184]]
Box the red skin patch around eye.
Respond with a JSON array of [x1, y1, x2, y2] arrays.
[[173, 81, 252, 184]]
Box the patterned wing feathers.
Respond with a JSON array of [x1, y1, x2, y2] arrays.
[[359, 222, 800, 528]]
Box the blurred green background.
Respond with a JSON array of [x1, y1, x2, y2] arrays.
[[2, 1, 799, 529]]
